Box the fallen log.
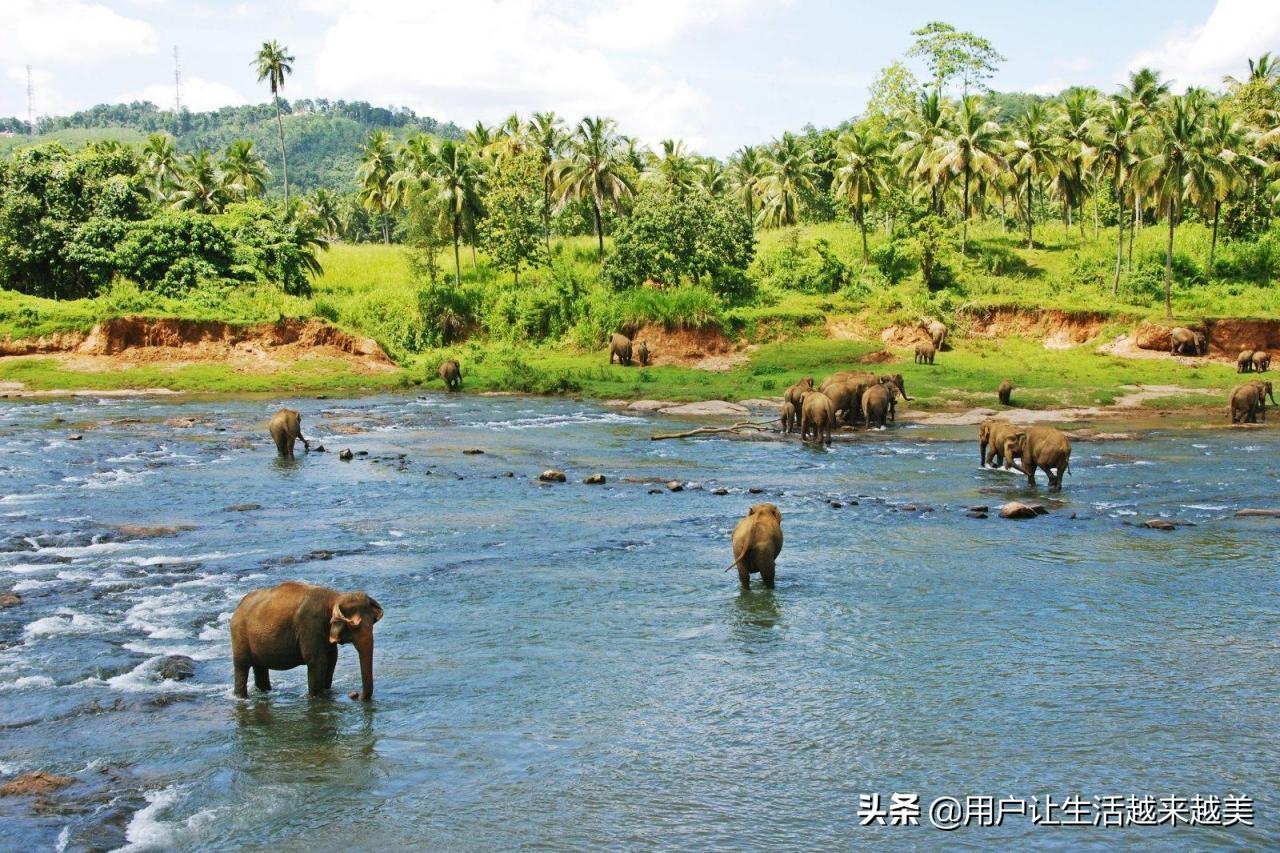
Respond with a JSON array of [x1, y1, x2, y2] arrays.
[[650, 420, 778, 440]]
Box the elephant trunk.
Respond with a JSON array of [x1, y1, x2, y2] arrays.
[[353, 630, 374, 701]]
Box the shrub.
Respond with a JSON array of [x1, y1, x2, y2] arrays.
[[113, 213, 237, 296]]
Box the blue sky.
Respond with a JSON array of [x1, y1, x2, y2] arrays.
[[2, 0, 1275, 153]]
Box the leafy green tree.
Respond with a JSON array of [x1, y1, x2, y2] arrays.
[[252, 40, 295, 204], [141, 133, 181, 202], [759, 132, 818, 227], [1008, 102, 1060, 248], [170, 149, 231, 213], [114, 212, 238, 295], [908, 21, 1004, 95], [1096, 99, 1143, 292], [865, 60, 921, 130], [431, 139, 484, 285], [357, 130, 398, 243], [554, 116, 635, 260], [221, 139, 271, 200], [832, 122, 890, 262], [728, 145, 767, 227], [933, 95, 1005, 254], [482, 152, 548, 284]]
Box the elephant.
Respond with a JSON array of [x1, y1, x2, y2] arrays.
[[230, 581, 383, 701], [268, 409, 310, 458], [609, 332, 633, 365], [861, 382, 895, 429], [439, 359, 462, 391], [819, 371, 874, 396], [1252, 351, 1271, 373], [821, 379, 869, 426], [1170, 326, 1207, 356], [780, 400, 797, 434], [998, 379, 1012, 405], [1238, 350, 1255, 373], [799, 391, 835, 446], [784, 377, 815, 410], [1003, 426, 1072, 491], [636, 341, 651, 366], [878, 373, 910, 401], [978, 419, 1022, 468], [1230, 383, 1263, 424], [921, 318, 947, 349], [727, 503, 783, 590], [914, 342, 936, 365]]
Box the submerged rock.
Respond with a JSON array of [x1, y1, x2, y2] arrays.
[[0, 592, 22, 607], [1142, 518, 1176, 531], [539, 469, 567, 483], [223, 503, 262, 512], [156, 655, 196, 681], [665, 480, 684, 492], [1, 771, 74, 797], [999, 502, 1039, 520], [67, 434, 83, 441], [711, 488, 729, 496], [463, 448, 485, 455], [338, 449, 354, 461], [1235, 508, 1280, 518], [110, 524, 195, 540], [582, 474, 606, 485]]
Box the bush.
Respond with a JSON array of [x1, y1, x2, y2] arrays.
[[871, 238, 914, 283], [754, 233, 850, 294], [113, 213, 237, 296], [1213, 231, 1280, 283]]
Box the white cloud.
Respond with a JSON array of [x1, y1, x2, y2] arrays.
[[311, 0, 785, 147], [1126, 0, 1280, 89], [120, 76, 248, 112], [0, 0, 158, 64]]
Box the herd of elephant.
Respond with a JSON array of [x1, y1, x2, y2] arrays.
[[1167, 325, 1277, 423]]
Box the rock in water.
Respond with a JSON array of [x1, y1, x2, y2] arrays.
[[223, 503, 261, 513], [999, 502, 1039, 520], [666, 480, 684, 492], [1143, 518, 1176, 531], [463, 448, 485, 455], [582, 474, 606, 485], [1235, 508, 1280, 518], [658, 401, 749, 417], [338, 449, 354, 461], [156, 655, 196, 681], [0, 592, 22, 607], [539, 470, 567, 483], [1, 771, 74, 797]]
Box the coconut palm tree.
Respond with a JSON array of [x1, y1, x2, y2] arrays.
[[1096, 99, 1143, 293], [1136, 94, 1213, 319], [431, 139, 484, 284], [357, 130, 398, 244], [140, 133, 181, 202], [220, 139, 271, 200], [553, 116, 634, 260], [833, 122, 890, 263], [1056, 89, 1102, 239], [728, 145, 767, 227], [170, 149, 230, 213], [1008, 102, 1060, 249], [650, 139, 699, 193], [525, 112, 565, 249], [894, 89, 951, 214], [933, 95, 1005, 254], [758, 132, 818, 228], [1224, 52, 1280, 89], [306, 188, 342, 240], [699, 158, 728, 197], [1200, 108, 1259, 268], [252, 40, 294, 204]]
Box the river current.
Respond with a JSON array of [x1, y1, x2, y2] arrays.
[[0, 393, 1276, 850]]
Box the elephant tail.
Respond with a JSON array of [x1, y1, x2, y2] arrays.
[[723, 552, 745, 573]]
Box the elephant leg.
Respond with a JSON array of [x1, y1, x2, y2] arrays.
[[306, 661, 327, 696], [233, 658, 250, 698], [321, 646, 338, 690], [285, 435, 295, 459], [1024, 454, 1036, 486], [253, 665, 271, 692], [736, 562, 750, 589], [760, 565, 775, 589]]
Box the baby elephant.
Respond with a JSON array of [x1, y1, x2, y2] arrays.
[[609, 332, 633, 365], [1238, 350, 1255, 373], [268, 408, 310, 458], [914, 342, 936, 365], [780, 400, 797, 434], [231, 581, 383, 701], [636, 341, 651, 366], [727, 503, 783, 589], [1253, 351, 1271, 373], [439, 358, 462, 390], [998, 379, 1012, 405]]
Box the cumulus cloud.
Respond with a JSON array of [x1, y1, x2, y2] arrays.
[[311, 0, 785, 146], [1126, 0, 1280, 89], [0, 0, 158, 64], [120, 76, 248, 112]]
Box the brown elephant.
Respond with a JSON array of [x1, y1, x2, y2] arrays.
[[636, 341, 651, 366], [821, 379, 868, 426], [1238, 350, 1255, 373], [799, 391, 835, 446], [914, 342, 936, 365], [231, 581, 383, 701], [921, 318, 947, 349], [1252, 351, 1271, 372], [819, 370, 874, 394], [1170, 326, 1207, 356], [780, 400, 797, 434], [1003, 426, 1072, 491], [268, 409, 310, 458], [998, 379, 1012, 405], [609, 332, 633, 365], [439, 359, 462, 391], [977, 419, 1021, 468], [878, 373, 910, 401], [784, 377, 815, 410], [861, 382, 897, 429], [1230, 383, 1263, 424], [727, 503, 783, 589]]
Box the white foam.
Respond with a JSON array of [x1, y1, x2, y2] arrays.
[[1182, 503, 1228, 511], [24, 611, 106, 639], [118, 785, 184, 852], [0, 674, 56, 691]]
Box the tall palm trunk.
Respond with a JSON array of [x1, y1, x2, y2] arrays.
[[542, 172, 553, 251], [452, 224, 462, 287], [1164, 197, 1175, 320], [1025, 173, 1034, 250], [961, 170, 970, 255], [1092, 184, 1100, 240], [273, 93, 289, 205], [1112, 169, 1124, 296], [592, 195, 604, 260], [857, 189, 869, 265], [1126, 193, 1136, 272], [1209, 200, 1220, 269], [381, 210, 390, 245]]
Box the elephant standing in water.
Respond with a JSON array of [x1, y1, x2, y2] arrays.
[[784, 377, 815, 410], [727, 503, 783, 589], [231, 581, 383, 701], [439, 359, 462, 390], [799, 391, 835, 446], [780, 400, 797, 434], [1003, 426, 1072, 491], [978, 419, 1021, 468], [1230, 380, 1276, 423], [609, 333, 633, 365], [861, 382, 898, 429], [268, 409, 310, 458]]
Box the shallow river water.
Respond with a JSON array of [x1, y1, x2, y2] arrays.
[[0, 393, 1276, 850]]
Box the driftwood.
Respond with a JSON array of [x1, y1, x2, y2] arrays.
[[650, 420, 778, 440]]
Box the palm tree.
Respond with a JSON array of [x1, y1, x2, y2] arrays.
[[650, 139, 699, 193], [432, 139, 484, 285], [220, 139, 271, 200], [758, 132, 818, 228], [1056, 89, 1101, 239], [932, 95, 1005, 254], [252, 40, 294, 204], [1120, 67, 1170, 255], [140, 133, 181, 201], [553, 116, 635, 260], [170, 149, 229, 213], [526, 112, 564, 249], [699, 158, 728, 197], [1096, 99, 1143, 293], [728, 145, 767, 227], [1201, 108, 1258, 268], [1136, 94, 1212, 319], [356, 130, 398, 244], [894, 89, 951, 214], [1008, 102, 1060, 249], [833, 122, 890, 263], [1224, 52, 1279, 89], [306, 188, 342, 240]]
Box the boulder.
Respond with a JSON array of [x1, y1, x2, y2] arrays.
[[711, 488, 729, 496], [223, 503, 261, 512], [1143, 518, 1176, 531], [999, 501, 1039, 520], [111, 524, 194, 540], [67, 434, 83, 441], [0, 593, 21, 607], [748, 487, 764, 494], [1235, 508, 1280, 518], [627, 400, 669, 413], [312, 445, 326, 453], [156, 655, 196, 681], [1133, 321, 1173, 351], [658, 400, 749, 417], [0, 771, 74, 797], [338, 449, 354, 461], [462, 448, 485, 455], [968, 505, 989, 513], [666, 480, 684, 492], [582, 474, 606, 485], [738, 398, 784, 411], [539, 470, 567, 483], [966, 510, 989, 519]]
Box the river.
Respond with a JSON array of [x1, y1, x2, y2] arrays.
[[0, 393, 1276, 850]]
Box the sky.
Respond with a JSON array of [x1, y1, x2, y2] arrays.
[[1, 0, 1277, 154]]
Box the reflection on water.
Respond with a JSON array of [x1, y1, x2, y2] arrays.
[[0, 393, 1277, 849]]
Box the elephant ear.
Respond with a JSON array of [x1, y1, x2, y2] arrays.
[[329, 602, 358, 643], [368, 597, 384, 624]]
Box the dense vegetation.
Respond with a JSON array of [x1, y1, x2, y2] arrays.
[[3, 24, 1280, 399]]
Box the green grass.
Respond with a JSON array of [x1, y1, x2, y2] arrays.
[[0, 127, 148, 156]]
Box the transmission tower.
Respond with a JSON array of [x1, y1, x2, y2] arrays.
[[173, 46, 182, 114], [26, 65, 35, 133]]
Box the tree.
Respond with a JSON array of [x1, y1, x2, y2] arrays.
[[306, 188, 342, 240], [699, 158, 728, 197], [432, 139, 484, 285], [356, 130, 397, 244], [908, 21, 1004, 95], [1096, 99, 1143, 293], [554, 116, 635, 260], [526, 111, 565, 249], [1200, 106, 1258, 268], [728, 145, 767, 227], [933, 95, 1005, 254], [482, 152, 548, 284], [140, 133, 181, 202], [865, 61, 921, 130], [170, 149, 230, 214], [894, 89, 952, 214], [252, 40, 294, 204], [221, 139, 271, 200], [832, 122, 890, 263], [1008, 102, 1060, 249], [650, 139, 699, 193], [758, 132, 818, 227], [1055, 89, 1101, 238]]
